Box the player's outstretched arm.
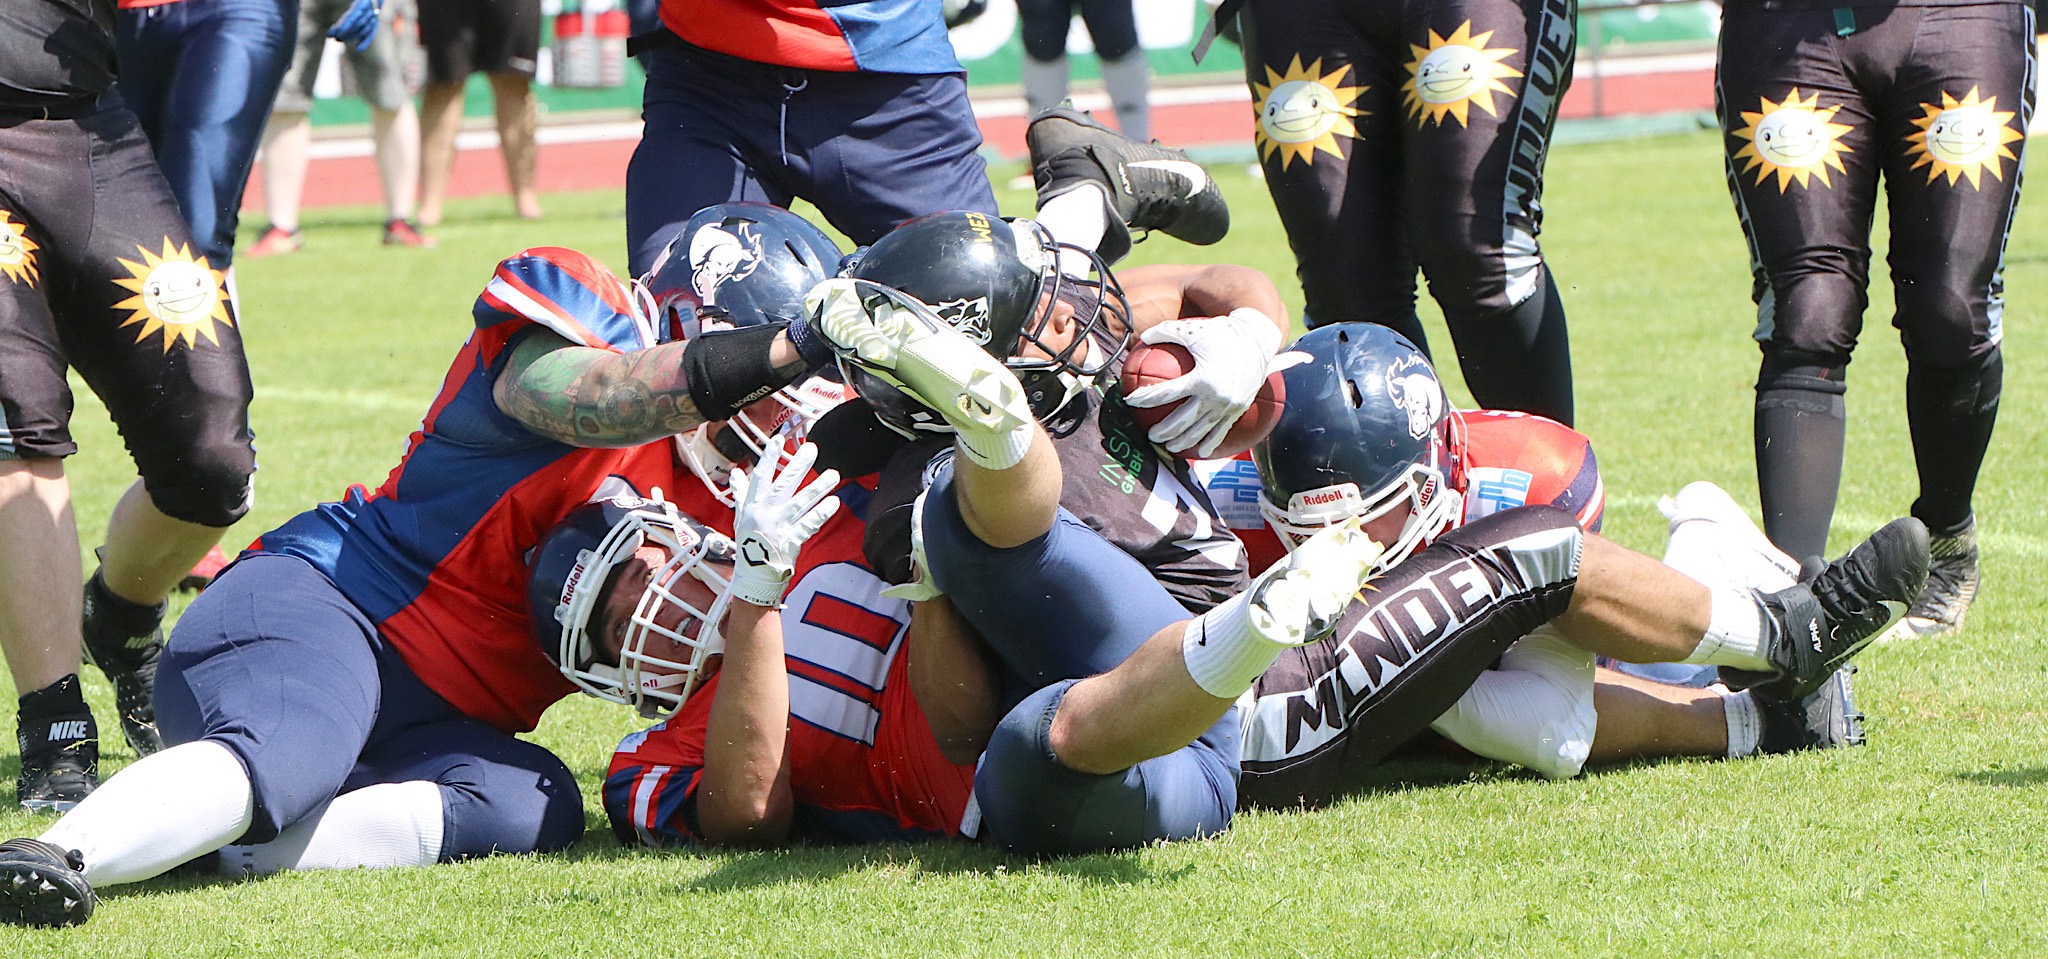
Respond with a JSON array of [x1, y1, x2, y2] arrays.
[[492, 328, 809, 447]]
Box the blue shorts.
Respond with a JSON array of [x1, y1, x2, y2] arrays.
[[116, 0, 298, 266], [625, 40, 998, 274], [920, 467, 1239, 854], [157, 554, 584, 857]]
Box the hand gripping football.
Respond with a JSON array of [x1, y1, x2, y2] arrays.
[[1119, 342, 1287, 459]]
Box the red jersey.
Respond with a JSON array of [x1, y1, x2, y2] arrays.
[[1195, 409, 1604, 574], [604, 498, 974, 845]]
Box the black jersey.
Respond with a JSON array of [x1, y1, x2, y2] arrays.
[[861, 388, 1251, 614], [0, 0, 119, 110]]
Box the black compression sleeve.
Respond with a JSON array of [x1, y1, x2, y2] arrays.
[[681, 323, 793, 422]]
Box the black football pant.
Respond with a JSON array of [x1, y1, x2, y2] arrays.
[[1240, 0, 1577, 424], [1718, 2, 2032, 557]]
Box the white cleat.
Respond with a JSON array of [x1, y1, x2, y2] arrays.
[[806, 278, 1032, 438], [1246, 517, 1384, 647], [1659, 481, 1800, 593]]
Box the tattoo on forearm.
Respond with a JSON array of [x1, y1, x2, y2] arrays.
[[498, 338, 709, 447]]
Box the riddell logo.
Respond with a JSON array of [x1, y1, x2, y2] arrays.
[[1302, 489, 1346, 506], [47, 720, 90, 742]]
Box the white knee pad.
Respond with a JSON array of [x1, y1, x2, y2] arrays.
[[1430, 629, 1596, 779], [1659, 481, 1799, 592]]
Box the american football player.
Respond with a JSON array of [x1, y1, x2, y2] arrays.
[[806, 260, 1930, 849], [0, 245, 835, 928]]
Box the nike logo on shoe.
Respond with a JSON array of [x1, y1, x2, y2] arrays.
[[46, 721, 90, 742], [1126, 159, 1210, 198]]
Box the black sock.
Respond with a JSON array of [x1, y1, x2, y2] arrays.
[[1754, 355, 1846, 562], [1907, 348, 2001, 538], [1447, 266, 1574, 426]]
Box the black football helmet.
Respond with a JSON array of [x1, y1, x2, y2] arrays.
[[642, 202, 843, 339], [845, 210, 1131, 422], [1253, 323, 1465, 573], [643, 204, 850, 503], [527, 492, 738, 717]]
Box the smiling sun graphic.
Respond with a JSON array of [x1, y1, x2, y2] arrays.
[[1732, 88, 1854, 191], [1403, 22, 1521, 127], [113, 239, 234, 351], [1253, 56, 1364, 170], [1906, 87, 2023, 188], [0, 211, 38, 287]]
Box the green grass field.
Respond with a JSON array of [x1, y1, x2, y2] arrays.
[[4, 130, 2046, 956]]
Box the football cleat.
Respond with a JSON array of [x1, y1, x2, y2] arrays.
[[15, 676, 99, 813], [806, 278, 1031, 440], [176, 544, 231, 592], [243, 226, 303, 258], [1244, 517, 1383, 648], [1899, 519, 1978, 638], [1741, 518, 1929, 700], [1755, 665, 1865, 754], [1026, 105, 1229, 261], [0, 838, 96, 927], [382, 218, 437, 248], [81, 574, 168, 756]]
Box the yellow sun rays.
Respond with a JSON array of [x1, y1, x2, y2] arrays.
[[1252, 56, 1365, 170], [1403, 22, 1521, 126], [112, 239, 234, 351], [1731, 88, 1855, 191], [1906, 87, 2023, 188], [0, 211, 39, 287]]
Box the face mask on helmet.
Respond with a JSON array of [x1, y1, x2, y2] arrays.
[[642, 202, 842, 341], [675, 375, 851, 506], [1254, 323, 1466, 574], [528, 493, 739, 718], [848, 211, 1133, 419]]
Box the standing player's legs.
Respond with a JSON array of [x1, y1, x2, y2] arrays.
[[1398, 0, 1577, 424], [624, 46, 791, 275], [785, 70, 997, 246], [1718, 8, 1884, 561], [1240, 0, 1424, 341], [251, 0, 340, 248], [1877, 5, 2032, 635], [1078, 0, 1150, 142], [351, 5, 432, 240], [1019, 0, 1079, 120], [491, 69, 544, 221]]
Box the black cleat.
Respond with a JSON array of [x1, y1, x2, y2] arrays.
[[1756, 666, 1865, 754], [1900, 519, 1979, 638], [1026, 105, 1230, 261], [1746, 518, 1930, 699], [16, 676, 99, 813], [81, 572, 168, 756], [0, 838, 96, 927]]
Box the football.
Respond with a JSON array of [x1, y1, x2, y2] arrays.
[[1119, 342, 1288, 459]]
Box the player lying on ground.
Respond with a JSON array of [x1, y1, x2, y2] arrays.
[[0, 236, 850, 928]]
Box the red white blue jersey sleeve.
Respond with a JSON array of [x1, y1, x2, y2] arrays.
[[605, 501, 975, 846], [1193, 409, 1604, 573], [657, 0, 960, 73], [251, 248, 715, 733]]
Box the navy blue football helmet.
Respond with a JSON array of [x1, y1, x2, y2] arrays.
[[643, 204, 851, 503], [642, 202, 843, 340], [1253, 323, 1464, 572], [845, 210, 1131, 423], [527, 492, 739, 717]]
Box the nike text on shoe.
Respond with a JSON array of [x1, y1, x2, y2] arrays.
[[1026, 106, 1230, 246], [1755, 518, 1930, 699], [1245, 518, 1383, 647], [1756, 665, 1865, 754], [0, 838, 96, 927], [1901, 519, 1979, 638], [806, 278, 1031, 439], [16, 676, 99, 813]]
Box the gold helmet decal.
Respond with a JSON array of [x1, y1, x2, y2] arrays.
[[1253, 56, 1364, 170], [0, 211, 38, 287], [1403, 23, 1521, 127], [1907, 87, 2023, 188], [113, 239, 235, 351]]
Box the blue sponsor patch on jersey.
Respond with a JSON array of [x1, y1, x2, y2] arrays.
[[1467, 467, 1534, 519]]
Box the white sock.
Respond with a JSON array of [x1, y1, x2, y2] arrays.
[[1035, 183, 1112, 275], [1099, 54, 1151, 143], [1021, 55, 1070, 119], [41, 740, 255, 886], [1722, 689, 1762, 758], [217, 780, 446, 875], [1680, 585, 1770, 670], [1182, 580, 1295, 699], [952, 424, 1034, 471]]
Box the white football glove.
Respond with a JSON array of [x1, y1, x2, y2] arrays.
[[727, 442, 842, 608], [1122, 308, 1284, 458]]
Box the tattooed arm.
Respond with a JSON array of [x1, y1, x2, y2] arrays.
[[491, 329, 810, 447]]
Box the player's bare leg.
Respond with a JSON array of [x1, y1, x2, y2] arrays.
[[488, 72, 542, 221], [370, 103, 423, 226], [1587, 668, 1728, 762], [257, 111, 312, 237], [0, 462, 83, 697], [416, 80, 465, 228]]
